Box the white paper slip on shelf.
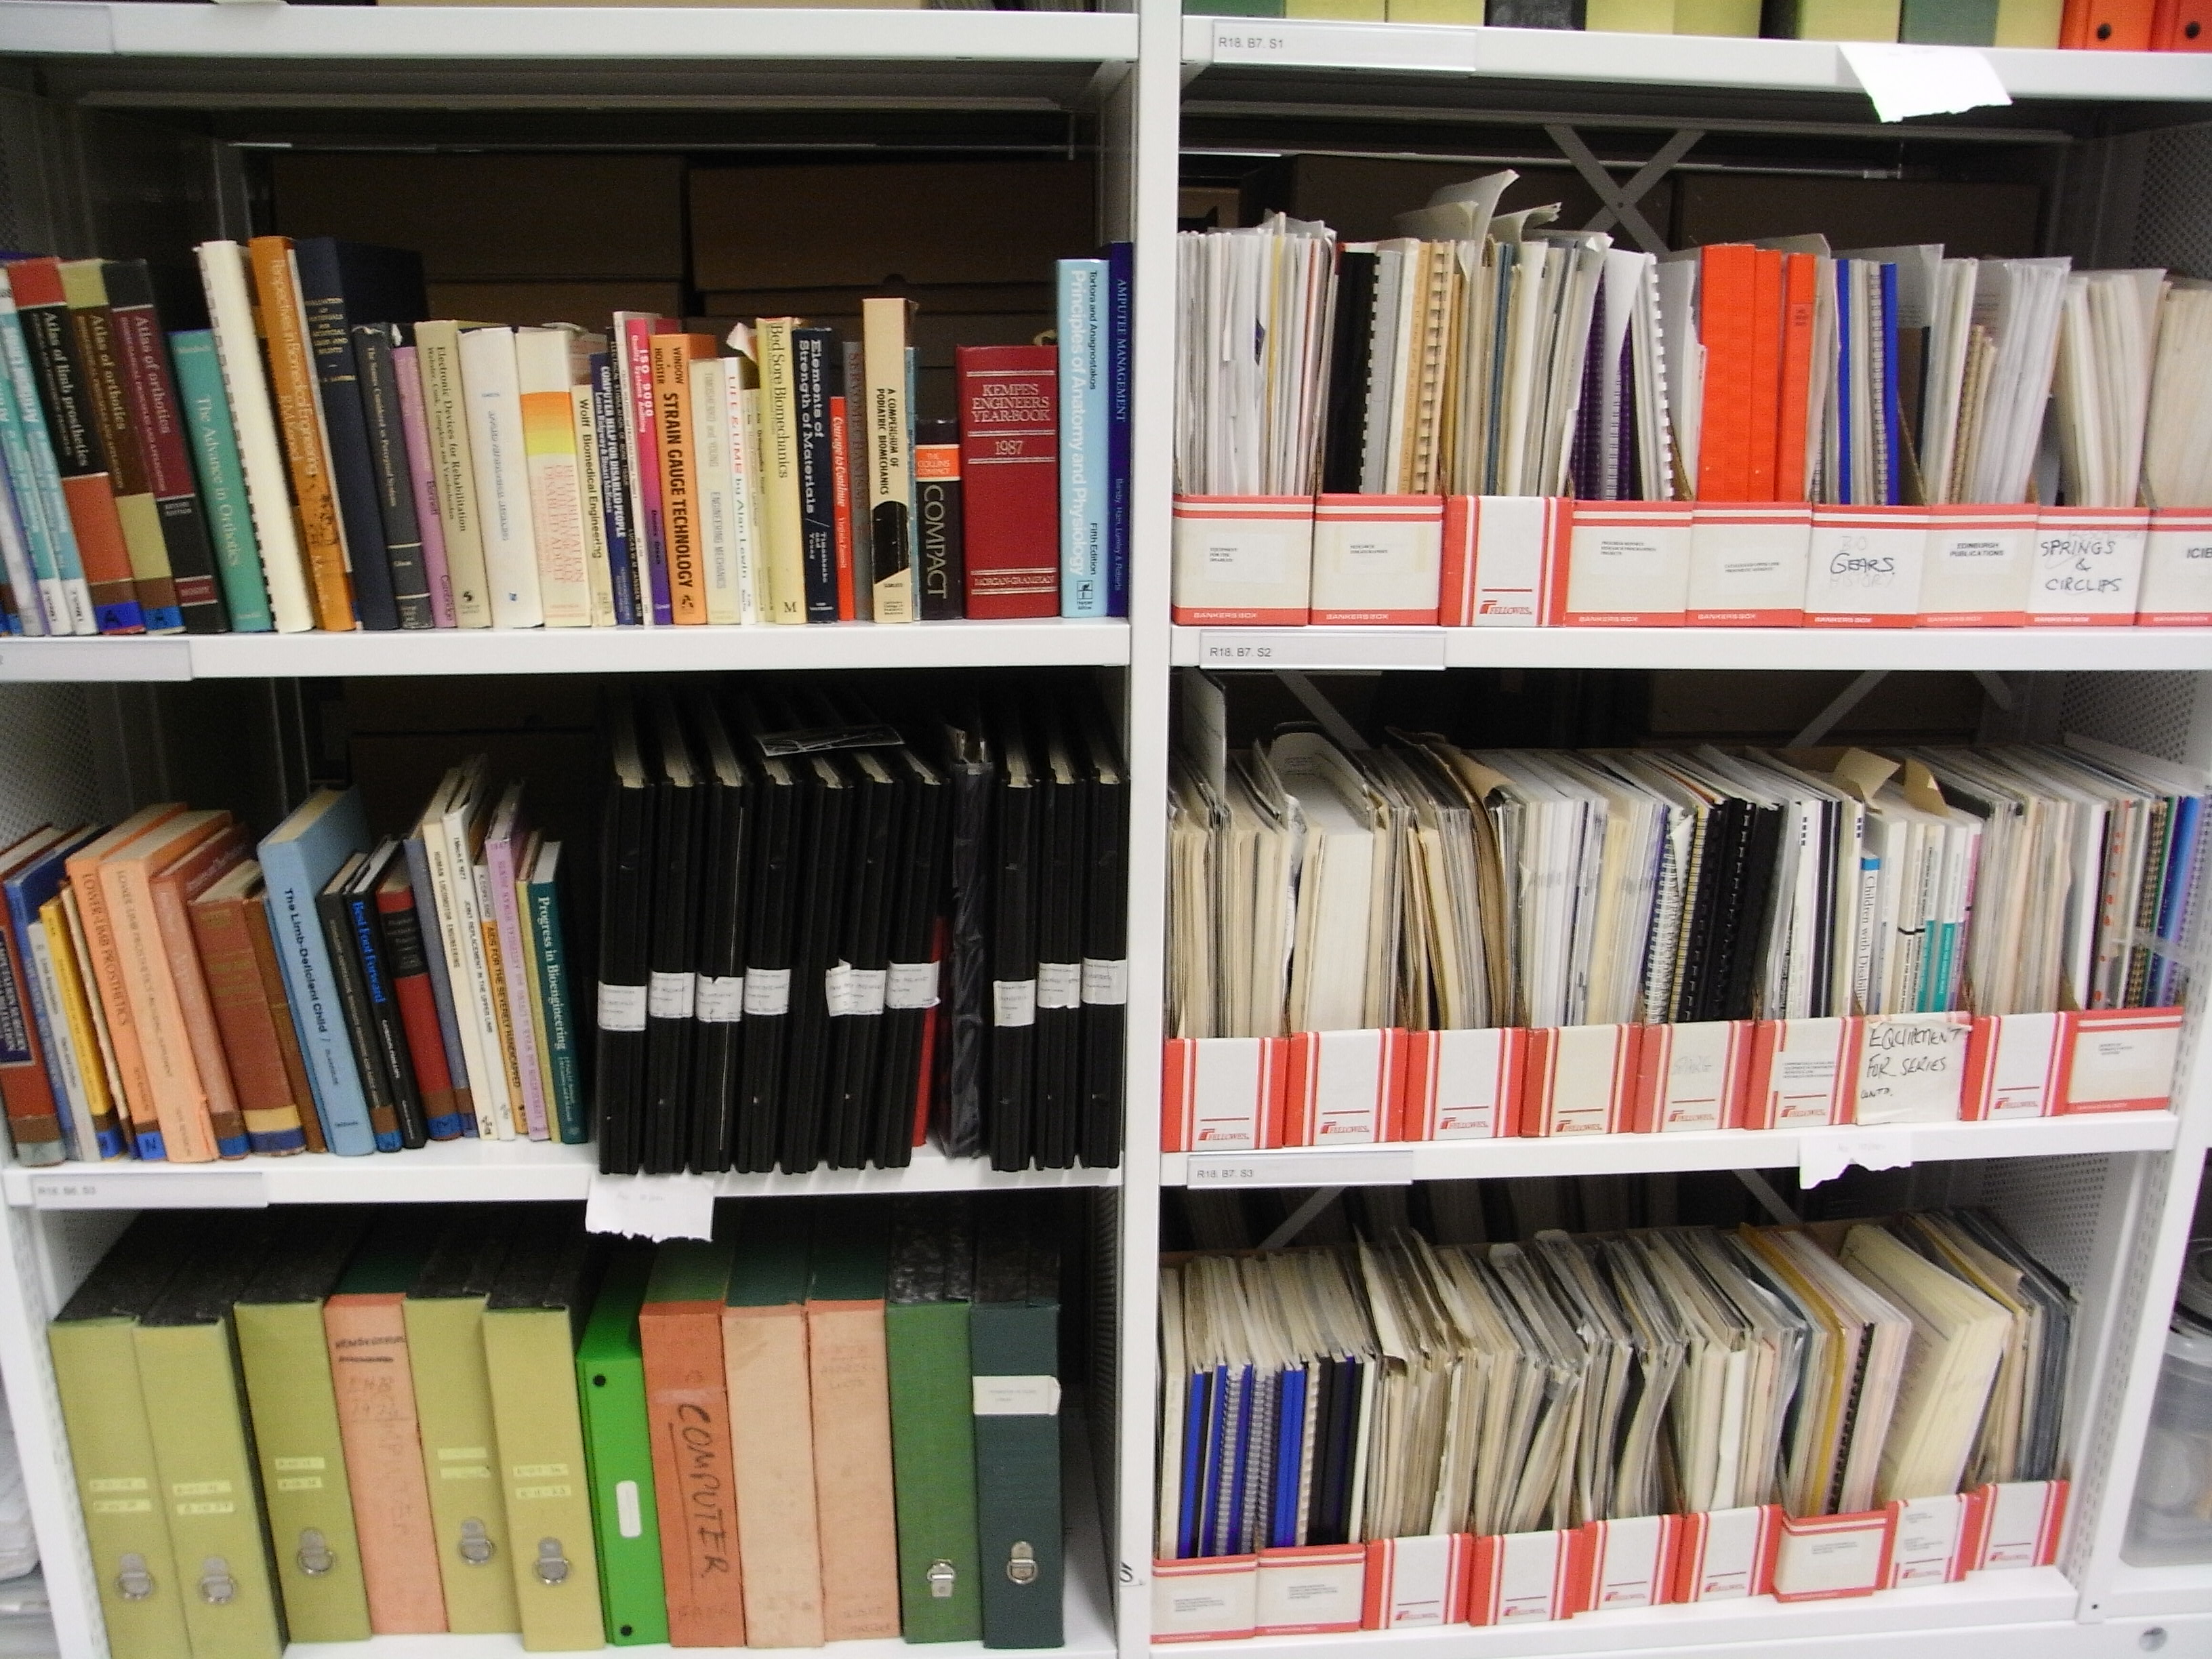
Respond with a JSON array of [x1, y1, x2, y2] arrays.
[[1799, 1125, 1914, 1189], [583, 1170, 716, 1242], [1839, 41, 2011, 123]]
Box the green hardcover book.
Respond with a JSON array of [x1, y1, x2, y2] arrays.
[[886, 1196, 981, 1643], [134, 1216, 287, 1659], [234, 1211, 375, 1644], [971, 1195, 1063, 1651], [482, 1210, 608, 1654], [166, 329, 272, 633], [1900, 0, 1999, 38], [49, 1214, 198, 1659], [524, 840, 588, 1145], [576, 1244, 668, 1647], [1182, 0, 1286, 14], [406, 1212, 523, 1635]]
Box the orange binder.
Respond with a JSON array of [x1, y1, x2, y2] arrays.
[[1696, 245, 1759, 504], [1746, 249, 1783, 503], [638, 1240, 745, 1648], [2151, 0, 2212, 45], [248, 236, 356, 631], [1776, 254, 1818, 502], [804, 1205, 901, 1641], [2061, 0, 2154, 47]]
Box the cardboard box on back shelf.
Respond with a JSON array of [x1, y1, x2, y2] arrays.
[[424, 281, 687, 328], [1673, 175, 2041, 257]]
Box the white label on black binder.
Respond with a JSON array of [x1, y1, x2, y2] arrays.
[[994, 979, 1038, 1027], [825, 962, 855, 1016], [596, 983, 647, 1033], [972, 1375, 1062, 1416], [696, 976, 744, 1023], [1082, 958, 1129, 1005], [887, 960, 940, 1009], [847, 969, 887, 1017], [743, 968, 792, 1018], [648, 971, 695, 1021], [1038, 962, 1082, 1009]]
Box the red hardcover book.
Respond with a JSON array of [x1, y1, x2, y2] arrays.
[[830, 392, 856, 621], [373, 864, 459, 1140], [956, 345, 1059, 619]]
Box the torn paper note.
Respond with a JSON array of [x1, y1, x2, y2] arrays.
[[1840, 42, 2011, 124], [585, 1169, 718, 1242], [1799, 1125, 1914, 1189]]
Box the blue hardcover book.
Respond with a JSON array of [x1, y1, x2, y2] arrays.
[[2151, 794, 2203, 1005], [258, 787, 377, 1156], [1056, 258, 1109, 619], [1835, 261, 1855, 506], [590, 354, 640, 627], [0, 277, 91, 634], [169, 330, 274, 633], [4, 827, 108, 1160], [1103, 242, 1132, 619]]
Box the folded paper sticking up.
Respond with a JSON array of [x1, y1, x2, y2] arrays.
[[1840, 42, 2013, 125]]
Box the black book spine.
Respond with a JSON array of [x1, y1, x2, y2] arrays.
[[1079, 753, 1126, 1173], [643, 779, 700, 1176], [348, 887, 429, 1148], [691, 779, 747, 1176], [293, 239, 401, 630], [915, 422, 965, 621], [352, 324, 434, 630], [1320, 249, 1377, 496], [1719, 803, 1786, 1021], [317, 883, 403, 1151], [793, 326, 839, 622], [987, 773, 1038, 1173], [595, 768, 655, 1176]]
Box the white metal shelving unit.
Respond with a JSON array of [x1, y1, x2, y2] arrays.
[[0, 5, 2209, 1658]]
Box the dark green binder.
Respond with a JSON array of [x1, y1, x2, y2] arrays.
[[970, 1195, 1062, 1650], [887, 1196, 980, 1643]]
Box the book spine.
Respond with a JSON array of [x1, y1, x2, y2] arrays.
[[294, 243, 399, 631], [476, 866, 527, 1138], [188, 890, 309, 1154], [19, 907, 90, 1157], [520, 367, 590, 630], [39, 892, 122, 1157], [249, 239, 356, 630], [259, 842, 375, 1155], [402, 832, 474, 1133], [1057, 260, 1109, 619], [842, 342, 874, 622], [351, 326, 434, 630], [651, 335, 706, 625], [322, 1295, 447, 1634], [103, 853, 219, 1163], [348, 888, 426, 1149], [725, 361, 764, 627], [956, 346, 1059, 619], [622, 317, 674, 625], [425, 817, 509, 1141], [863, 300, 915, 623], [61, 264, 182, 632], [640, 1303, 745, 1646], [758, 319, 807, 625], [69, 851, 163, 1156], [104, 266, 226, 632], [392, 344, 455, 627], [413, 320, 491, 627], [244, 888, 325, 1154], [459, 327, 544, 629], [373, 880, 461, 1139], [1105, 241, 1133, 617], [572, 384, 617, 626], [169, 331, 274, 632], [148, 868, 250, 1158], [0, 274, 91, 634], [489, 840, 550, 1141], [794, 327, 838, 623], [0, 892, 64, 1164], [316, 884, 401, 1152], [0, 418, 49, 635], [527, 872, 587, 1145], [692, 356, 739, 626], [590, 354, 639, 626], [9, 264, 144, 632], [915, 436, 964, 621], [831, 392, 857, 621], [193, 242, 312, 632]]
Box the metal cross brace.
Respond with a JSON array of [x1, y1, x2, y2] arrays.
[[1259, 1187, 1346, 1250], [1544, 123, 1704, 255]]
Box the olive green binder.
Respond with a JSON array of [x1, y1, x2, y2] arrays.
[[971, 1195, 1063, 1651], [575, 1244, 667, 1647], [233, 1211, 375, 1643], [49, 1213, 197, 1659], [886, 1195, 981, 1643], [482, 1211, 607, 1653], [134, 1216, 286, 1659], [406, 1211, 522, 1634]]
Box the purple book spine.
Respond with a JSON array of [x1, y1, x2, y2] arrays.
[[393, 346, 455, 628]]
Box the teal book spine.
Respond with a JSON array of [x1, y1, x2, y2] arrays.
[[526, 858, 588, 1144], [169, 329, 274, 632], [1056, 259, 1109, 620], [0, 280, 90, 632]]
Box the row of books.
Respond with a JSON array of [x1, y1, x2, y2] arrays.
[[0, 775, 581, 1169], [1187, 0, 2207, 51], [594, 680, 1127, 1176], [1176, 198, 2212, 516], [1155, 1210, 2072, 1630], [0, 239, 1130, 638], [54, 1193, 1067, 1658], [1167, 717, 2201, 1041]]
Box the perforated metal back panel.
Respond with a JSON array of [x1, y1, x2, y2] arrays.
[[2135, 121, 2212, 280], [2060, 672, 2203, 766], [1980, 1153, 2116, 1294], [0, 686, 104, 844]]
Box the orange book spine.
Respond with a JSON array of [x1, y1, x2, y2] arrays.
[[189, 881, 312, 1156], [1776, 254, 1818, 504], [245, 886, 326, 1153], [68, 844, 169, 1157], [639, 1299, 746, 1647], [247, 235, 355, 631], [58, 474, 139, 625], [148, 827, 249, 1159], [724, 1302, 825, 1647], [1696, 245, 1757, 504], [1748, 250, 1783, 503], [324, 1293, 447, 1633], [806, 1296, 900, 1640], [98, 819, 228, 1164], [650, 333, 715, 625]]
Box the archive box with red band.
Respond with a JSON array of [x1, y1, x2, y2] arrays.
[[1282, 1027, 1408, 1147], [1852, 1010, 1972, 1125], [1687, 503, 1811, 626], [1744, 1017, 1859, 1128], [1885, 1494, 1975, 1589], [1439, 495, 1567, 628], [1969, 1480, 2068, 1568], [1465, 1528, 1586, 1625], [1672, 1504, 1780, 1602], [1152, 1555, 1258, 1642], [1255, 1544, 1366, 1635], [1519, 1023, 1638, 1136], [1804, 506, 1927, 628], [1310, 495, 1443, 625], [1961, 1011, 2069, 1120], [1170, 495, 1314, 626], [1770, 1507, 1896, 1602], [1579, 1515, 1681, 1612], [1919, 504, 2038, 626], [2060, 1007, 2183, 1112], [1632, 1019, 1751, 1132], [1361, 1534, 1471, 1629], [1161, 1036, 1286, 1153], [2028, 506, 2149, 626], [1557, 501, 1693, 625], [1404, 1026, 1525, 1140], [2139, 508, 2212, 625]]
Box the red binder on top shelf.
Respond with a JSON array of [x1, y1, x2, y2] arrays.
[[2152, 0, 2212, 47]]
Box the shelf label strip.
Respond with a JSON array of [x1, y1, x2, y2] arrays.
[[28, 1169, 266, 1210], [1185, 1148, 1417, 1187]]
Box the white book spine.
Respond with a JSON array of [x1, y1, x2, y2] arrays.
[[426, 806, 511, 1140], [692, 356, 740, 626], [458, 326, 544, 629], [571, 385, 617, 626], [196, 240, 315, 633], [413, 320, 492, 628], [726, 371, 764, 628], [516, 327, 588, 628]]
